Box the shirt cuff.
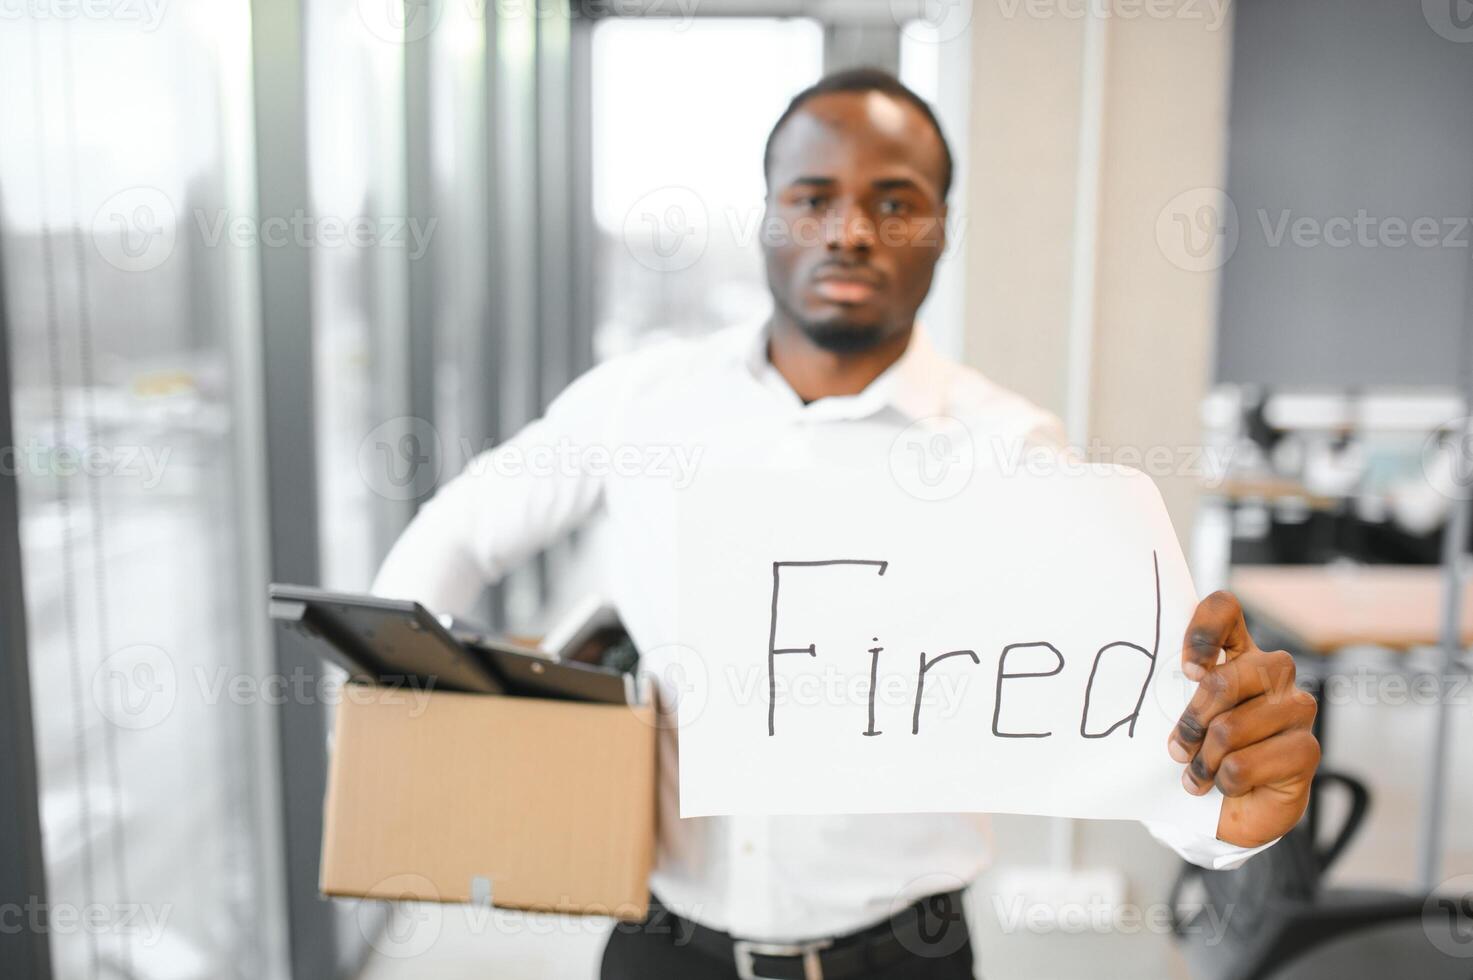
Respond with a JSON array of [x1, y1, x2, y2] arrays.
[[1143, 819, 1280, 871]]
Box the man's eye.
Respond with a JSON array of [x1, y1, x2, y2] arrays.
[[877, 198, 910, 216], [797, 195, 827, 210]]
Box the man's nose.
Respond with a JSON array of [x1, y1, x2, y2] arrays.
[[825, 202, 875, 253]]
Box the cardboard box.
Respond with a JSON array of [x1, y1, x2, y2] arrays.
[[320, 684, 657, 922]]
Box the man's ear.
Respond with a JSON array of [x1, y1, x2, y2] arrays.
[[935, 200, 949, 255]]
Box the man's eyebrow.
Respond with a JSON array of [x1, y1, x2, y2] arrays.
[[871, 176, 925, 192], [785, 176, 837, 188]]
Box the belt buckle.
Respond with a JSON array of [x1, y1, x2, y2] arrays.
[[732, 938, 833, 980]]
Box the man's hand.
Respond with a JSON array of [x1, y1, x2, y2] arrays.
[[1168, 591, 1320, 848]]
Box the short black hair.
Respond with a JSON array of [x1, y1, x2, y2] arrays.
[[763, 67, 954, 201]]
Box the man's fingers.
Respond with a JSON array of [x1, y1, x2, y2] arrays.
[[1182, 687, 1317, 790], [1168, 648, 1298, 764], [1187, 729, 1321, 799], [1181, 590, 1256, 680]]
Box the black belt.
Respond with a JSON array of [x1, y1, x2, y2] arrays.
[[644, 889, 968, 980]]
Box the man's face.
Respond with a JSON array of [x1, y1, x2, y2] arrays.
[[761, 90, 949, 353]]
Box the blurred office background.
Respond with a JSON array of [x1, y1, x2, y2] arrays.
[[1, 0, 1470, 978]]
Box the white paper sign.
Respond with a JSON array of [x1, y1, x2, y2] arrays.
[[673, 458, 1221, 837]]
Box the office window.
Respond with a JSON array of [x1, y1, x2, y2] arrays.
[[306, 2, 413, 593], [898, 20, 941, 105], [0, 4, 286, 979], [589, 17, 824, 355]]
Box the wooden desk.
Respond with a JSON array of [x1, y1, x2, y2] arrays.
[[1231, 564, 1473, 654], [1208, 476, 1340, 511]]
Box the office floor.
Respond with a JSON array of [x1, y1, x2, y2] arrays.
[[356, 650, 1473, 980]]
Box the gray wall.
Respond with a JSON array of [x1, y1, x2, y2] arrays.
[[1216, 0, 1473, 387]]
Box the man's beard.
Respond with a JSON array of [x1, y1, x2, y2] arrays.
[[794, 317, 888, 354]]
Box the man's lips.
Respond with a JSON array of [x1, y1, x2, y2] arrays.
[[812, 279, 879, 304], [810, 267, 883, 304]]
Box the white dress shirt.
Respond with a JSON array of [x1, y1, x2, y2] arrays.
[[372, 320, 1266, 942]]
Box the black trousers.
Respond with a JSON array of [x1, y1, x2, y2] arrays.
[[600, 895, 976, 980]]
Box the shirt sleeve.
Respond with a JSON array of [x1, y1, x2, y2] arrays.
[[1143, 819, 1280, 871], [370, 359, 623, 618]]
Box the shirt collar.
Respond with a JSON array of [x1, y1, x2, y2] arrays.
[[739, 320, 948, 423]]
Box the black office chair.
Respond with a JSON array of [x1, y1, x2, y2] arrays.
[[1167, 770, 1472, 980]]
